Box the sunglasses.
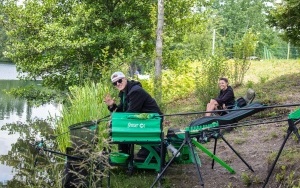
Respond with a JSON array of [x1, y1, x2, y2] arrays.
[[112, 79, 123, 86]]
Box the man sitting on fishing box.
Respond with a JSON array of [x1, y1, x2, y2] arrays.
[[104, 71, 163, 158]]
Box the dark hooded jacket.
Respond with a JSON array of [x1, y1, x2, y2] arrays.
[[214, 86, 235, 106], [108, 80, 162, 115]]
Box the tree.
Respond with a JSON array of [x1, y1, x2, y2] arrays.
[[212, 0, 276, 58], [154, 0, 164, 104], [0, 26, 8, 61], [0, 0, 155, 94], [0, 1, 8, 61], [268, 0, 300, 46], [163, 0, 210, 66], [233, 30, 258, 85]]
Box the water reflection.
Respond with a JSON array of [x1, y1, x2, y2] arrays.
[[0, 80, 29, 121], [0, 63, 20, 80], [0, 120, 63, 187], [0, 62, 61, 186]]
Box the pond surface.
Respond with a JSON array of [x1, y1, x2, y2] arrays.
[[0, 62, 61, 183]]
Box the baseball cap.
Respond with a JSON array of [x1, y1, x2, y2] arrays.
[[111, 71, 126, 82]]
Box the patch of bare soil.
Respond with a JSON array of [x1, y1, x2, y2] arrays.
[[163, 118, 300, 188]]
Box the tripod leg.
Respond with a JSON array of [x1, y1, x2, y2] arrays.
[[263, 130, 292, 188], [212, 137, 217, 169], [289, 118, 300, 142], [220, 134, 254, 172], [150, 139, 187, 188], [187, 137, 204, 187]]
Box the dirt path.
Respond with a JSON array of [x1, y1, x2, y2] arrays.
[[164, 119, 299, 188]]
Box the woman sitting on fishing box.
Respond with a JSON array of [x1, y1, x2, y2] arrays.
[[205, 77, 235, 116]]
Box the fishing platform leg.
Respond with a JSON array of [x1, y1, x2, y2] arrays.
[[212, 137, 218, 169], [150, 131, 204, 188], [263, 119, 300, 188], [219, 133, 254, 172], [192, 139, 235, 174]]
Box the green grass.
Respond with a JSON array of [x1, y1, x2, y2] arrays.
[[234, 138, 247, 145], [107, 169, 163, 188]]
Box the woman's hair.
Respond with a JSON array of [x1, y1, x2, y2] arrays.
[[219, 77, 229, 83]]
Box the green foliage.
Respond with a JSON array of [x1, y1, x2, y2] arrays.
[[232, 30, 258, 86], [108, 170, 159, 188], [241, 172, 252, 186], [212, 0, 278, 58], [137, 60, 199, 109], [195, 55, 228, 108], [162, 0, 211, 68], [245, 80, 254, 89], [275, 166, 300, 187], [268, 0, 300, 46], [55, 81, 112, 152], [234, 138, 246, 145], [258, 75, 269, 84], [7, 84, 62, 105], [0, 26, 8, 61], [0, 0, 154, 93], [161, 62, 196, 104]]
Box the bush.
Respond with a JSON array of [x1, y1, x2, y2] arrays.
[[195, 55, 228, 108]]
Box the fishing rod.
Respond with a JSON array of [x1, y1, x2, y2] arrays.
[[33, 139, 84, 162], [159, 103, 300, 117], [206, 118, 289, 131], [175, 117, 289, 143]]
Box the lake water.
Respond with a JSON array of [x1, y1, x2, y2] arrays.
[[0, 62, 61, 183]]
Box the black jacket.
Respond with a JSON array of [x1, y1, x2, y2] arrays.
[[215, 86, 235, 106], [109, 80, 163, 115]]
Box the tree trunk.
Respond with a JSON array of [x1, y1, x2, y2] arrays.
[[154, 0, 164, 105]]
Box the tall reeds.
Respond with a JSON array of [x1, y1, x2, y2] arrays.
[[54, 81, 114, 188], [55, 81, 112, 152]]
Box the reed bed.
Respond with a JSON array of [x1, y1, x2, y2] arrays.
[[55, 81, 112, 152]]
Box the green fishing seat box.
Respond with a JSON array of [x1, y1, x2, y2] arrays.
[[111, 112, 162, 144]]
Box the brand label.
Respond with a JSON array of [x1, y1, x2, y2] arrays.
[[128, 122, 146, 128]]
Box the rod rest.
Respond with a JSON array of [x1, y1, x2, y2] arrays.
[[189, 102, 266, 127]]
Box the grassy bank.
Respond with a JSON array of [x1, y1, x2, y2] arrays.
[[52, 59, 300, 188], [109, 59, 300, 188]]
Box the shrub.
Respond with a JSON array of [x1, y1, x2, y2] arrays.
[[195, 55, 228, 108]]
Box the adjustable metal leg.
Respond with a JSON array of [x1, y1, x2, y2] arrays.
[[219, 134, 254, 172], [150, 138, 187, 188], [150, 131, 204, 188], [212, 137, 217, 169], [263, 119, 300, 188], [186, 132, 204, 187], [262, 130, 292, 188]]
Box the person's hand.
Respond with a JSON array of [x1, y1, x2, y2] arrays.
[[210, 99, 217, 104], [104, 94, 115, 107], [222, 103, 227, 109]]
